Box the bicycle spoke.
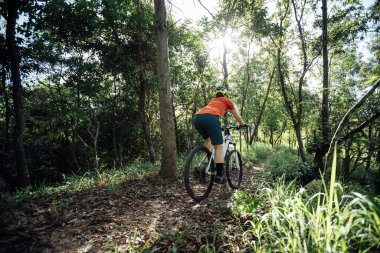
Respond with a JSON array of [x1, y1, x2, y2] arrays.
[[226, 149, 243, 189], [183, 146, 214, 202]]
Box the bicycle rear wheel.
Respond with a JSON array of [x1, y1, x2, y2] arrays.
[[183, 145, 215, 202], [226, 149, 243, 189]]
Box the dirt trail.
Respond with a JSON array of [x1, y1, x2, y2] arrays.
[[0, 166, 262, 252]]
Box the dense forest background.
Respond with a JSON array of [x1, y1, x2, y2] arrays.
[[0, 0, 380, 251], [0, 0, 379, 192]]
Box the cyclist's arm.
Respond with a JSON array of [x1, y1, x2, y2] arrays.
[[230, 109, 245, 126]]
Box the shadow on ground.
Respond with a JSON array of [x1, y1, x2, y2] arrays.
[[0, 167, 260, 252]]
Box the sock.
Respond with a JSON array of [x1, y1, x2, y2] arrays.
[[215, 163, 224, 176]]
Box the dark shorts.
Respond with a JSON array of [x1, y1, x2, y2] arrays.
[[193, 114, 223, 145]]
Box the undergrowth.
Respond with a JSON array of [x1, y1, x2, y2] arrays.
[[3, 143, 380, 252], [226, 144, 380, 252], [0, 161, 159, 224]]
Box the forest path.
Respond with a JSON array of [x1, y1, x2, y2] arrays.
[[0, 165, 262, 252]]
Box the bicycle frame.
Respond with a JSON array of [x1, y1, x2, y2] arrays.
[[199, 127, 238, 176], [184, 125, 247, 202]]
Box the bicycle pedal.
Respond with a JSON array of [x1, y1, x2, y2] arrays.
[[214, 175, 227, 184], [208, 167, 216, 175]]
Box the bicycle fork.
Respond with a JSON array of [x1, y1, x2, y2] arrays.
[[229, 142, 241, 171]]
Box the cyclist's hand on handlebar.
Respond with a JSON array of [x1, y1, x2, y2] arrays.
[[239, 124, 249, 129]]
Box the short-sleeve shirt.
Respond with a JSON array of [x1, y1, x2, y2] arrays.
[[196, 97, 235, 117]]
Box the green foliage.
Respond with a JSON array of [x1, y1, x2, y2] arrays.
[[264, 147, 312, 182], [229, 190, 262, 217], [166, 227, 190, 253], [123, 229, 152, 252], [345, 167, 379, 196], [233, 145, 380, 252], [3, 161, 158, 209], [0, 0, 377, 203], [243, 179, 380, 252], [198, 223, 220, 253], [251, 142, 275, 161]]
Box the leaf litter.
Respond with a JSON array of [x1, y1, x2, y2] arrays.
[[0, 166, 260, 252]]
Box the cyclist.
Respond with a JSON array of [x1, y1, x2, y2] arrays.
[[193, 86, 246, 184]]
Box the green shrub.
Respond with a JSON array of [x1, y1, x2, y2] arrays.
[[264, 149, 304, 182], [263, 146, 315, 183], [273, 145, 298, 155], [229, 190, 262, 217], [237, 145, 380, 252], [251, 142, 275, 161]]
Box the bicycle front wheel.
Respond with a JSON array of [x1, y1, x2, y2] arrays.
[[226, 149, 243, 189], [183, 145, 215, 202]]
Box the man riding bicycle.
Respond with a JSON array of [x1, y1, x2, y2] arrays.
[[193, 86, 246, 184]]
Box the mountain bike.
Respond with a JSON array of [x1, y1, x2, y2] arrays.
[[183, 125, 248, 202]]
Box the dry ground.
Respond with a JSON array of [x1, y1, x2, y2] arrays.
[[0, 166, 262, 253]]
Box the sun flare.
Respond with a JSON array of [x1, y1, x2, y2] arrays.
[[207, 29, 239, 61]]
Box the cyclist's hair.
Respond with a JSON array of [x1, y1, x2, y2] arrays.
[[215, 92, 226, 98]]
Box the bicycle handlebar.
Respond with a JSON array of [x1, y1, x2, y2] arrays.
[[222, 125, 249, 131]]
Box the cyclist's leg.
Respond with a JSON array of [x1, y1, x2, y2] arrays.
[[213, 145, 227, 184], [214, 144, 224, 163], [203, 137, 213, 150]]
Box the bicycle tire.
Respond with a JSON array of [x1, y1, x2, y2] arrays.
[[183, 145, 215, 202], [226, 149, 243, 189]]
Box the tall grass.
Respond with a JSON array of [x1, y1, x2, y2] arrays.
[[239, 144, 380, 252]]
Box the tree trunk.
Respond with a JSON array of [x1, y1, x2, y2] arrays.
[[69, 136, 81, 171], [77, 120, 100, 176], [314, 0, 330, 172], [222, 28, 229, 87], [250, 68, 274, 144], [277, 48, 307, 161], [272, 0, 305, 160], [377, 129, 380, 173], [154, 0, 177, 179], [6, 0, 30, 187], [1, 66, 11, 148], [63, 128, 80, 172], [341, 142, 351, 181], [269, 127, 274, 147], [91, 122, 100, 175], [111, 77, 120, 168], [365, 124, 373, 171], [136, 0, 156, 163], [240, 42, 251, 117], [325, 78, 380, 169], [222, 29, 229, 126], [139, 77, 156, 163], [191, 99, 199, 145]]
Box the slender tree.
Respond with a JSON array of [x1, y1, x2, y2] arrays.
[[314, 0, 330, 172], [273, 0, 308, 161], [154, 0, 177, 179], [5, 0, 30, 187]]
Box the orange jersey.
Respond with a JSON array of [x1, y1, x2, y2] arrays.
[[196, 97, 235, 117]]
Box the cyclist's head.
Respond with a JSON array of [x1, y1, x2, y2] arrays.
[[215, 85, 228, 98]]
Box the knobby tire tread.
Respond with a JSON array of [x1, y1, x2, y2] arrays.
[[226, 150, 243, 189], [183, 145, 214, 202]]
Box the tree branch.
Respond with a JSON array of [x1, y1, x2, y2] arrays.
[[325, 78, 380, 172], [340, 110, 380, 142], [196, 0, 216, 19]]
